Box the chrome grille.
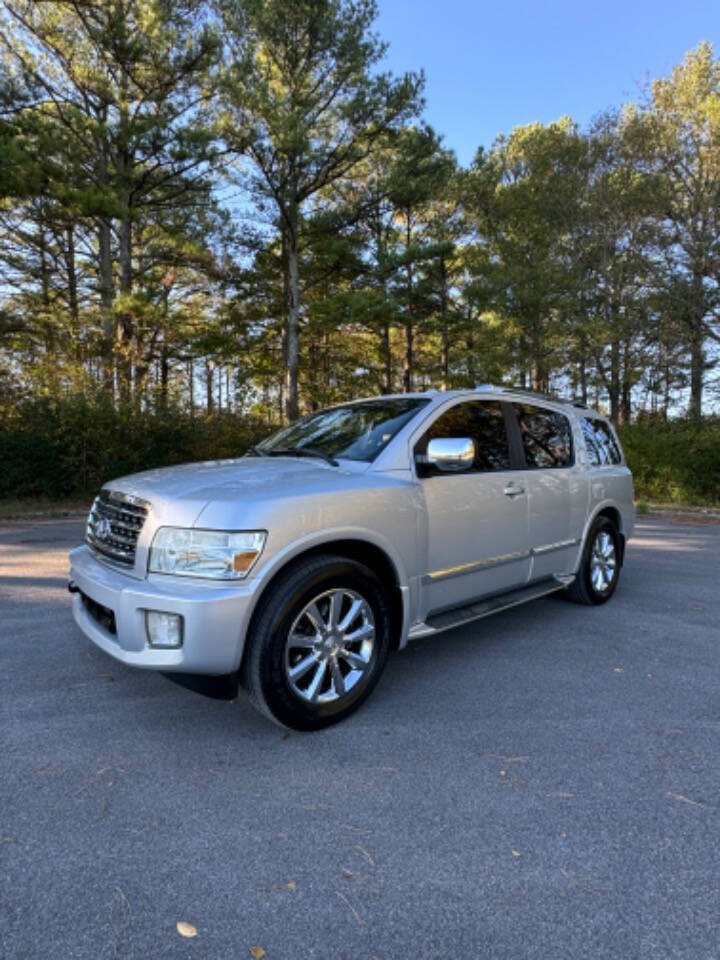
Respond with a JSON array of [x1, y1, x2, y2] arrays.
[[86, 490, 149, 567]]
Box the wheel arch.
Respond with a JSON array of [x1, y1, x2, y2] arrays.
[[242, 537, 408, 675], [583, 503, 626, 566]]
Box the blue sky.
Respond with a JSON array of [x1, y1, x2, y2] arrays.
[[376, 0, 719, 166]]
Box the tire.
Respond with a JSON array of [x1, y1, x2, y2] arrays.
[[241, 554, 392, 730], [566, 516, 621, 606]]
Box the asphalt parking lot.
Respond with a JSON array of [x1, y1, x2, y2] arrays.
[[1, 517, 719, 960]]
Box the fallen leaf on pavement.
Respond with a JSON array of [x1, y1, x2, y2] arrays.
[[176, 921, 197, 938], [666, 791, 704, 807], [260, 880, 296, 893], [250, 947, 266, 959]]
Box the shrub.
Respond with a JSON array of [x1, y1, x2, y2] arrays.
[[619, 417, 720, 505], [0, 396, 275, 499], [2, 399, 719, 507]]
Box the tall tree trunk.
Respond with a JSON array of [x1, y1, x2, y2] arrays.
[[530, 363, 545, 392], [620, 384, 631, 424], [465, 305, 475, 384], [98, 215, 114, 385], [322, 329, 330, 407], [403, 217, 414, 392], [205, 360, 213, 413], [381, 321, 392, 393], [403, 321, 414, 393], [64, 224, 79, 329], [160, 345, 169, 405], [440, 257, 449, 388], [96, 133, 115, 395], [620, 377, 631, 424], [38, 220, 57, 393], [578, 357, 588, 405], [687, 265, 706, 420], [609, 338, 620, 424], [284, 207, 300, 421], [38, 223, 50, 310], [688, 311, 704, 420], [374, 222, 393, 394], [117, 91, 134, 405], [529, 319, 547, 393], [117, 211, 133, 404], [158, 286, 170, 407], [662, 349, 671, 421]]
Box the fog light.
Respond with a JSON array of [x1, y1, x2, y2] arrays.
[[145, 611, 183, 648]]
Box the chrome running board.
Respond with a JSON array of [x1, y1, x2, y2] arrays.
[[407, 575, 574, 641]]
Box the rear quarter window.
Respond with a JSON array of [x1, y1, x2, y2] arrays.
[[581, 418, 622, 466]]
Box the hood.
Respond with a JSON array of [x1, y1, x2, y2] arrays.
[[105, 456, 370, 522]]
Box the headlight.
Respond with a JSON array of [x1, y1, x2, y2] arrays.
[[148, 528, 266, 580]]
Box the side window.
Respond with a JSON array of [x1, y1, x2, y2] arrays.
[[513, 404, 573, 469], [581, 418, 622, 466], [417, 400, 511, 472], [581, 418, 603, 466]]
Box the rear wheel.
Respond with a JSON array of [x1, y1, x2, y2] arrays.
[[241, 554, 391, 730], [566, 516, 621, 606]]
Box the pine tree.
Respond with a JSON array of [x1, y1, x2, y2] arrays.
[[218, 0, 422, 419]]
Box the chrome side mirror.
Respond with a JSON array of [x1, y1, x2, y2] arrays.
[[426, 437, 475, 472]]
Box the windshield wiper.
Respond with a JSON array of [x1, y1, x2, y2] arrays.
[[265, 446, 339, 467]]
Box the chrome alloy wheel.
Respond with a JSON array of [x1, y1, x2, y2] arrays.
[[284, 588, 376, 705], [590, 530, 617, 593]]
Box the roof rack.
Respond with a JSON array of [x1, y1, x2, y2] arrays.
[[475, 384, 588, 409]]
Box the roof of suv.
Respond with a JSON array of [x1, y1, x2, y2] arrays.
[[354, 385, 605, 420]]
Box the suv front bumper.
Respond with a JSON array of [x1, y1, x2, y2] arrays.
[[69, 546, 260, 674]]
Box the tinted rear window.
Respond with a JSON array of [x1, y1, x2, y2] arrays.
[[513, 404, 574, 468], [581, 418, 622, 466]]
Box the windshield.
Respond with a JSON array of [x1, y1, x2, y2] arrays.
[[256, 397, 431, 463]]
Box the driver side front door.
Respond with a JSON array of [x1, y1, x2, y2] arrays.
[[415, 399, 531, 619]]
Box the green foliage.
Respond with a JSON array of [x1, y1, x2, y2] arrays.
[[1, 5, 720, 505], [218, 0, 423, 418], [0, 396, 272, 498], [620, 418, 720, 505]]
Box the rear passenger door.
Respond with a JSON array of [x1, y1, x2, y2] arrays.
[[506, 403, 587, 580]]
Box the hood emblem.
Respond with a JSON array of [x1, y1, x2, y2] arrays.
[[95, 517, 111, 540]]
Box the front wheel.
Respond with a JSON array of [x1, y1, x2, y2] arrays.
[[566, 517, 621, 606], [241, 554, 391, 730]]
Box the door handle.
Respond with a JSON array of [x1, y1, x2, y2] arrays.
[[503, 482, 525, 497]]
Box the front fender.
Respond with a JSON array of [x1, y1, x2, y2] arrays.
[[243, 525, 413, 651]]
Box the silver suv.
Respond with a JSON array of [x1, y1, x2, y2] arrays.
[[69, 385, 634, 729]]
